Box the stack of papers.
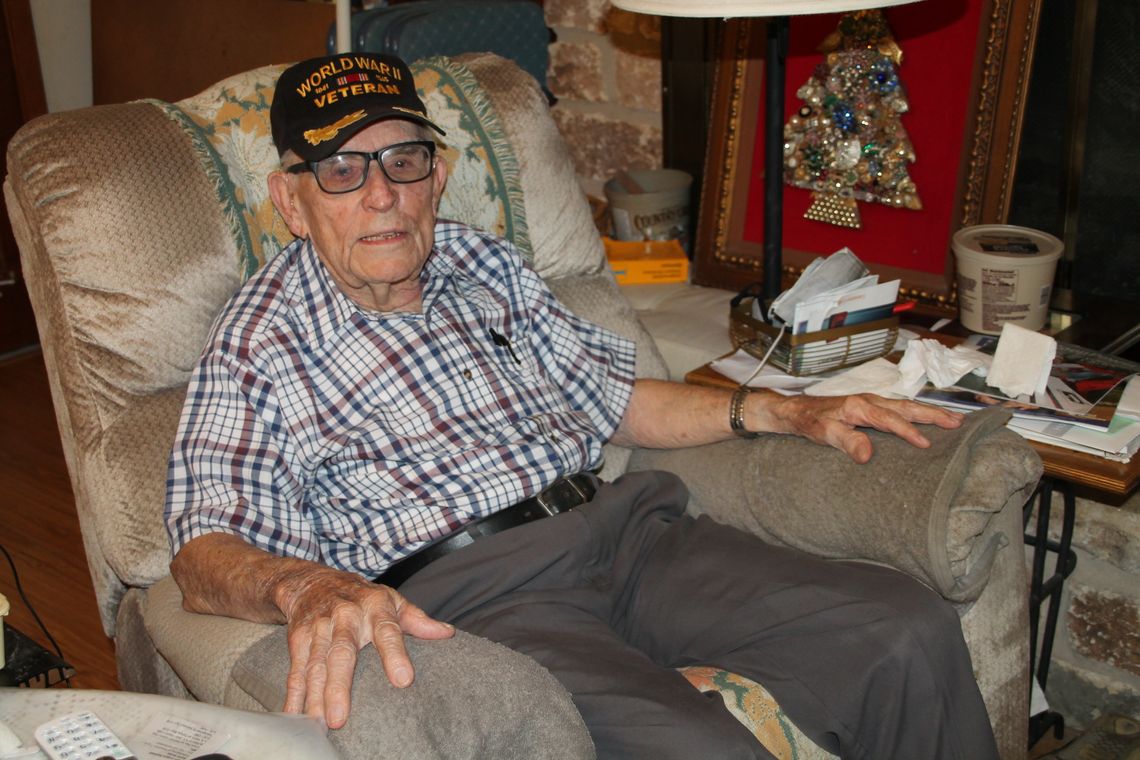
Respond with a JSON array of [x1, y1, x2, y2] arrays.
[[914, 335, 1140, 462], [764, 247, 899, 335], [1005, 414, 1140, 463]]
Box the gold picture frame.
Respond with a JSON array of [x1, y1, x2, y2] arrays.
[[692, 0, 1044, 314]]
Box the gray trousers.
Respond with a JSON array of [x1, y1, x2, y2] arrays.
[[400, 470, 999, 760]]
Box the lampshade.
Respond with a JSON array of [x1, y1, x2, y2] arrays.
[[609, 0, 922, 17]]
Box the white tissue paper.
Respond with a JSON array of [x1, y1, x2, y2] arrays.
[[1117, 375, 1140, 422], [891, 342, 931, 398], [987, 322, 1057, 398], [889, 340, 992, 397], [803, 339, 993, 399], [911, 340, 992, 388], [805, 358, 902, 397]]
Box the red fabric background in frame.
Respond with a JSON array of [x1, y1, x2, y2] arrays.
[[742, 0, 984, 275]]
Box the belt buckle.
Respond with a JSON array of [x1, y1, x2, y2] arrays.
[[535, 475, 590, 516], [534, 487, 559, 516], [565, 475, 590, 503]]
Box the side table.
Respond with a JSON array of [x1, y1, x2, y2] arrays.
[[1020, 442, 1140, 746], [0, 625, 75, 688]]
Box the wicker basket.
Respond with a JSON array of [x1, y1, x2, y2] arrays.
[[729, 298, 899, 376]]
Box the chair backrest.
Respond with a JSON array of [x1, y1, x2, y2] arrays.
[[4, 53, 666, 635]]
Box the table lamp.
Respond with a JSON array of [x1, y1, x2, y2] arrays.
[[610, 0, 925, 306]]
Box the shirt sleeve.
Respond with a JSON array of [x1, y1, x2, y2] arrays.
[[164, 348, 319, 562]]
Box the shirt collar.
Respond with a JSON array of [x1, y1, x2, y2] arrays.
[[293, 238, 361, 336]]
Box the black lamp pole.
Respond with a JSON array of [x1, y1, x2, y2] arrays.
[[762, 16, 790, 307]]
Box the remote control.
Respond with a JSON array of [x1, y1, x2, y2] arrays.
[[33, 711, 136, 760]]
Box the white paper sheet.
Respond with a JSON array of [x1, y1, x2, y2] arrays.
[[709, 349, 821, 392]]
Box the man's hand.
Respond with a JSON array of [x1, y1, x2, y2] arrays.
[[171, 533, 455, 731], [275, 568, 454, 728], [763, 393, 964, 464]]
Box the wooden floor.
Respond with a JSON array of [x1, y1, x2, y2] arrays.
[[0, 349, 119, 690]]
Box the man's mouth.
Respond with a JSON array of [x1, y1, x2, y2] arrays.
[[361, 231, 403, 242]]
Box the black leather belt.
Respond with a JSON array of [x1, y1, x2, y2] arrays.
[[374, 473, 597, 589]]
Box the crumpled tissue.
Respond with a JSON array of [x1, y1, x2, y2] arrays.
[[805, 339, 991, 398], [987, 322, 1056, 398], [1116, 375, 1140, 422], [894, 339, 991, 396]]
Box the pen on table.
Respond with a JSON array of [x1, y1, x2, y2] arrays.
[[892, 300, 917, 314]]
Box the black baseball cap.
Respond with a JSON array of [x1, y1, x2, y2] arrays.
[[271, 53, 445, 162]]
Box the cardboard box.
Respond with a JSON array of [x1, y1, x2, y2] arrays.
[[604, 238, 689, 285]]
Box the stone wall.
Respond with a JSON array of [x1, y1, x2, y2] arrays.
[[544, 0, 663, 198], [1033, 489, 1140, 729]]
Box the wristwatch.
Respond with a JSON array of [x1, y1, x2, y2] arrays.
[[729, 386, 761, 439]]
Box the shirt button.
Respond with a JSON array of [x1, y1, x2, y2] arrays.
[[463, 369, 472, 380]]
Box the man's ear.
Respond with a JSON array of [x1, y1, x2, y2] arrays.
[[268, 171, 308, 239]]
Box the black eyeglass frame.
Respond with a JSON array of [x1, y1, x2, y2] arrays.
[[285, 140, 438, 194]]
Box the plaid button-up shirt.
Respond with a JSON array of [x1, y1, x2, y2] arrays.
[[165, 222, 636, 577]]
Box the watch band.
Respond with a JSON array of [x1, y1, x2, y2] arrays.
[[729, 386, 761, 439]]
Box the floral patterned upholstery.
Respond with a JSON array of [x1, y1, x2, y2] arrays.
[[415, 57, 531, 257], [151, 65, 292, 280], [680, 667, 832, 760]]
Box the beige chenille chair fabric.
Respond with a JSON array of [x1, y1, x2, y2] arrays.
[[5, 53, 1041, 759]]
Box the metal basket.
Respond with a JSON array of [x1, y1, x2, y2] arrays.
[[729, 298, 899, 376]]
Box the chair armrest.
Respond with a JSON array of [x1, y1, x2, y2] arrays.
[[234, 627, 593, 760], [628, 408, 1042, 602], [144, 577, 593, 760]]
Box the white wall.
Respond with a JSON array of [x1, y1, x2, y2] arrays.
[[29, 0, 92, 112]]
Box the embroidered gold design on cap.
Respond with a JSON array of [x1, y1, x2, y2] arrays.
[[391, 105, 427, 118], [303, 110, 367, 147]]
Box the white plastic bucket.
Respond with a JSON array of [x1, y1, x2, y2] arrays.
[[952, 224, 1063, 335], [604, 169, 693, 252]]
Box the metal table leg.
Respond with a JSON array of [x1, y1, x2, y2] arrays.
[[1023, 476, 1078, 748]]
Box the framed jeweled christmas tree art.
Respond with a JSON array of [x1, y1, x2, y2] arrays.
[[692, 0, 1044, 314]]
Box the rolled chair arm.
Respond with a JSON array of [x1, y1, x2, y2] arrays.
[[628, 407, 1042, 603], [143, 577, 594, 760]]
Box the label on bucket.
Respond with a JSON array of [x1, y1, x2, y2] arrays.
[[977, 235, 1039, 254], [611, 205, 690, 251], [958, 266, 1052, 333]]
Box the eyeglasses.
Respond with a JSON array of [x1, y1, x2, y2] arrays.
[[286, 140, 437, 194]]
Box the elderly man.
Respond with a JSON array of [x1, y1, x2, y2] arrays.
[[166, 53, 997, 760]]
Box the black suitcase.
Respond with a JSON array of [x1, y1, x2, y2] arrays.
[[329, 1, 553, 99]]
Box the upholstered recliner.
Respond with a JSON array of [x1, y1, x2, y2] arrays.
[[5, 53, 1041, 759]]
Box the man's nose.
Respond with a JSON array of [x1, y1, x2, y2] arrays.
[[361, 158, 398, 208]]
